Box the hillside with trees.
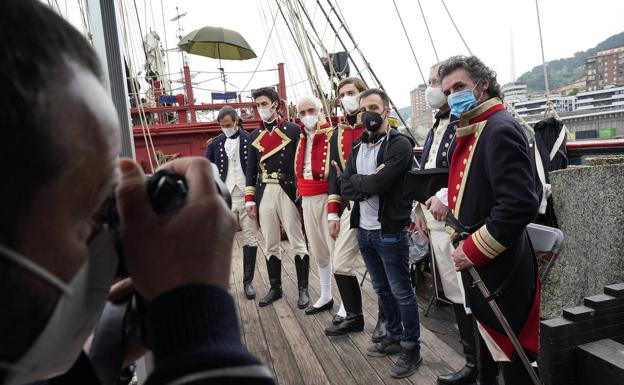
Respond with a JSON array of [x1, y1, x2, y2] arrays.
[[518, 31, 624, 92]]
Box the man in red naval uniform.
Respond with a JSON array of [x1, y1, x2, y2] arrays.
[[245, 87, 310, 309], [294, 95, 339, 315], [439, 56, 540, 385]]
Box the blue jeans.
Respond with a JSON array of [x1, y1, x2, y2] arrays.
[[357, 228, 421, 347]]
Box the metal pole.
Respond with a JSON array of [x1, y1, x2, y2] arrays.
[[277, 62, 289, 119], [467, 267, 542, 385], [183, 64, 197, 122], [87, 0, 135, 159]]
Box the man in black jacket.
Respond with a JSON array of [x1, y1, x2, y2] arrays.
[[340, 89, 422, 379], [0, 1, 275, 384]]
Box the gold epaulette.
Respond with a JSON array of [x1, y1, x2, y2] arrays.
[[206, 137, 215, 145], [387, 116, 399, 128]]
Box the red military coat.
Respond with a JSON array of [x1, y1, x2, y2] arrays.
[[294, 121, 340, 215]]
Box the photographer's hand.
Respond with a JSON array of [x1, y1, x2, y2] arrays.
[[116, 158, 237, 301]]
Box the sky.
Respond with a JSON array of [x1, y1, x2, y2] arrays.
[[54, 0, 624, 110]]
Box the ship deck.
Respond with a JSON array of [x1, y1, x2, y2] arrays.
[[229, 232, 464, 385]]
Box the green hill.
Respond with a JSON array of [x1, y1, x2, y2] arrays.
[[392, 106, 412, 121], [517, 31, 624, 92]]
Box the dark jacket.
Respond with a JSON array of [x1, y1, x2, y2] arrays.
[[340, 128, 414, 234], [449, 98, 540, 358], [205, 128, 251, 182], [419, 110, 458, 169], [29, 285, 275, 385], [245, 119, 301, 204]]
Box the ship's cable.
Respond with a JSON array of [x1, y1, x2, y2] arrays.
[[391, 0, 426, 84]]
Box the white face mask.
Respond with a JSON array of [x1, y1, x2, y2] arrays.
[[258, 103, 277, 123], [0, 231, 118, 385], [341, 94, 360, 114], [221, 126, 237, 138], [425, 86, 448, 109], [300, 114, 319, 130]]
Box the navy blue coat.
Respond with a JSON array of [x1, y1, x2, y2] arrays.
[[245, 120, 301, 204], [419, 110, 458, 169], [205, 128, 251, 182]]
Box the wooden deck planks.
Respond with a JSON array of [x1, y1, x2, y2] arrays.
[[228, 232, 463, 385]]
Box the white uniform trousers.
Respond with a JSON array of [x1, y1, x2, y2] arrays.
[[231, 193, 257, 246], [302, 194, 334, 268], [258, 184, 308, 259], [331, 205, 364, 276]]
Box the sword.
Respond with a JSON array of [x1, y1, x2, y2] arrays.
[[446, 211, 542, 385]]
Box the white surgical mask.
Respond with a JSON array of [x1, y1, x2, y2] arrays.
[[258, 103, 276, 123], [300, 115, 319, 130], [221, 126, 237, 138], [425, 86, 448, 109], [0, 231, 118, 385], [341, 94, 360, 114]]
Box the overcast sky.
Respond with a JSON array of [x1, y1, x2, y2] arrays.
[[56, 0, 623, 109]]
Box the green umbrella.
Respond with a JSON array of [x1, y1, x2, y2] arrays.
[[178, 26, 257, 60], [178, 26, 256, 93]]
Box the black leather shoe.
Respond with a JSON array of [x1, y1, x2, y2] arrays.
[[244, 283, 256, 300], [332, 314, 345, 325], [259, 256, 282, 307], [371, 316, 388, 343], [437, 364, 477, 385], [242, 246, 257, 300], [294, 255, 310, 309], [324, 314, 364, 336], [305, 299, 334, 315]]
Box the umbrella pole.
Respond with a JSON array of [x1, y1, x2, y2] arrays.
[[218, 44, 226, 92]]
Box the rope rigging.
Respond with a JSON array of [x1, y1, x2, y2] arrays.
[[241, 6, 280, 93], [417, 0, 439, 63], [391, 0, 426, 85], [120, 0, 160, 171], [440, 0, 472, 56], [281, 0, 327, 106]]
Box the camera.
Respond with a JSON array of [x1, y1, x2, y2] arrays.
[[99, 167, 232, 276], [88, 167, 232, 382]]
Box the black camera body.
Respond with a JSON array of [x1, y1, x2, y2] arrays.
[[100, 168, 232, 277]]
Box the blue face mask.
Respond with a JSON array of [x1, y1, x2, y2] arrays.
[[447, 81, 481, 117]]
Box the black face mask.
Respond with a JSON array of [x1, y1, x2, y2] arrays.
[[362, 110, 385, 132]]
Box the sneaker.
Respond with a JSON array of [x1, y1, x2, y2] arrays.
[[390, 347, 422, 378], [366, 336, 402, 357]]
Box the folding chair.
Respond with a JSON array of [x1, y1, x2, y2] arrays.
[[526, 223, 564, 282]]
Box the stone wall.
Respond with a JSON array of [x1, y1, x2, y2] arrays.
[[541, 158, 624, 318]]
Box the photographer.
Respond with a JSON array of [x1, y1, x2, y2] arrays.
[[0, 1, 274, 384]]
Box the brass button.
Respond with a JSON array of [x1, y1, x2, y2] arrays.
[[453, 196, 457, 202], [463, 158, 467, 165], [456, 184, 460, 190], [469, 145, 473, 151], [271, 172, 278, 178], [442, 152, 447, 157], [445, 143, 449, 148], [460, 171, 464, 177]]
